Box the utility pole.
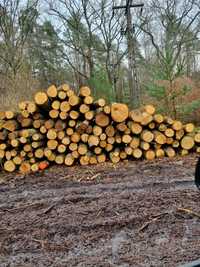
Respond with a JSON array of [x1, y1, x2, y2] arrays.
[[113, 1, 144, 108]]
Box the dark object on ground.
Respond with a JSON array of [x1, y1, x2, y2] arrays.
[[195, 157, 200, 189]]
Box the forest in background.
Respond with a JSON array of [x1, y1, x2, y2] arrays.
[[0, 0, 200, 122]]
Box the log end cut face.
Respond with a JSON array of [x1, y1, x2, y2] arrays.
[[111, 103, 129, 123]]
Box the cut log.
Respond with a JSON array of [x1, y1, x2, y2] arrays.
[[141, 112, 153, 126], [47, 85, 57, 98], [85, 111, 94, 120], [79, 155, 89, 165], [144, 104, 156, 115], [154, 131, 166, 145], [60, 101, 71, 112], [111, 103, 129, 122], [69, 110, 79, 120], [130, 122, 142, 134], [71, 132, 81, 143], [172, 120, 182, 131], [132, 148, 142, 159], [47, 140, 58, 150], [34, 91, 48, 106], [79, 86, 91, 97], [93, 126, 103, 136], [103, 105, 111, 114], [80, 133, 89, 143], [194, 133, 200, 143], [62, 136, 70, 145], [145, 150, 155, 160], [66, 128, 74, 136], [52, 100, 60, 110], [19, 161, 31, 173], [129, 110, 143, 122], [58, 90, 67, 100], [153, 114, 164, 124], [155, 148, 165, 158], [180, 136, 195, 150], [125, 146, 133, 155], [97, 154, 106, 163], [55, 155, 65, 165], [69, 142, 78, 151], [122, 134, 132, 144], [47, 129, 57, 140], [164, 128, 174, 137], [130, 137, 140, 149], [95, 112, 110, 127], [88, 135, 99, 147], [141, 130, 154, 143], [49, 109, 59, 119], [78, 144, 88, 155], [68, 95, 80, 106], [140, 141, 150, 151], [116, 122, 127, 132], [84, 96, 93, 105], [165, 147, 176, 157], [105, 125, 115, 137], [176, 129, 185, 140], [95, 98, 106, 107], [94, 147, 102, 155], [80, 104, 90, 114], [4, 160, 16, 172], [184, 123, 195, 133], [59, 112, 68, 120]]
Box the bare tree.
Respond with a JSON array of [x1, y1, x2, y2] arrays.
[[139, 0, 200, 116], [0, 0, 39, 78]]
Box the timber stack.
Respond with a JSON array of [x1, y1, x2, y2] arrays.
[[0, 84, 200, 173]]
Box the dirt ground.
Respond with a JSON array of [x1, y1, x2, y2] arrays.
[[0, 155, 200, 267]]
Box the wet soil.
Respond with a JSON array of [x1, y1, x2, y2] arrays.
[[0, 155, 200, 267]]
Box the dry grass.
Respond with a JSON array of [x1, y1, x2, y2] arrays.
[[0, 72, 40, 111]]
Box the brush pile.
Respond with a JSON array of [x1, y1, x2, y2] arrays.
[[0, 84, 200, 173]]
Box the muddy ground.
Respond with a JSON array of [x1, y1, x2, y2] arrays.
[[0, 155, 200, 267]]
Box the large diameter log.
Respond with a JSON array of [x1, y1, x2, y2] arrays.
[[180, 136, 195, 150], [34, 91, 48, 106], [47, 85, 57, 98], [95, 112, 110, 127], [111, 103, 129, 123], [79, 86, 91, 97], [4, 160, 16, 172]]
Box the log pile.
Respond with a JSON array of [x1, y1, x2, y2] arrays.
[[0, 84, 200, 173]]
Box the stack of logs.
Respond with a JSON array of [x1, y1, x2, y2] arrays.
[[0, 84, 200, 173]]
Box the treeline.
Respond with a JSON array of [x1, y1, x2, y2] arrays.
[[0, 0, 200, 120]]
